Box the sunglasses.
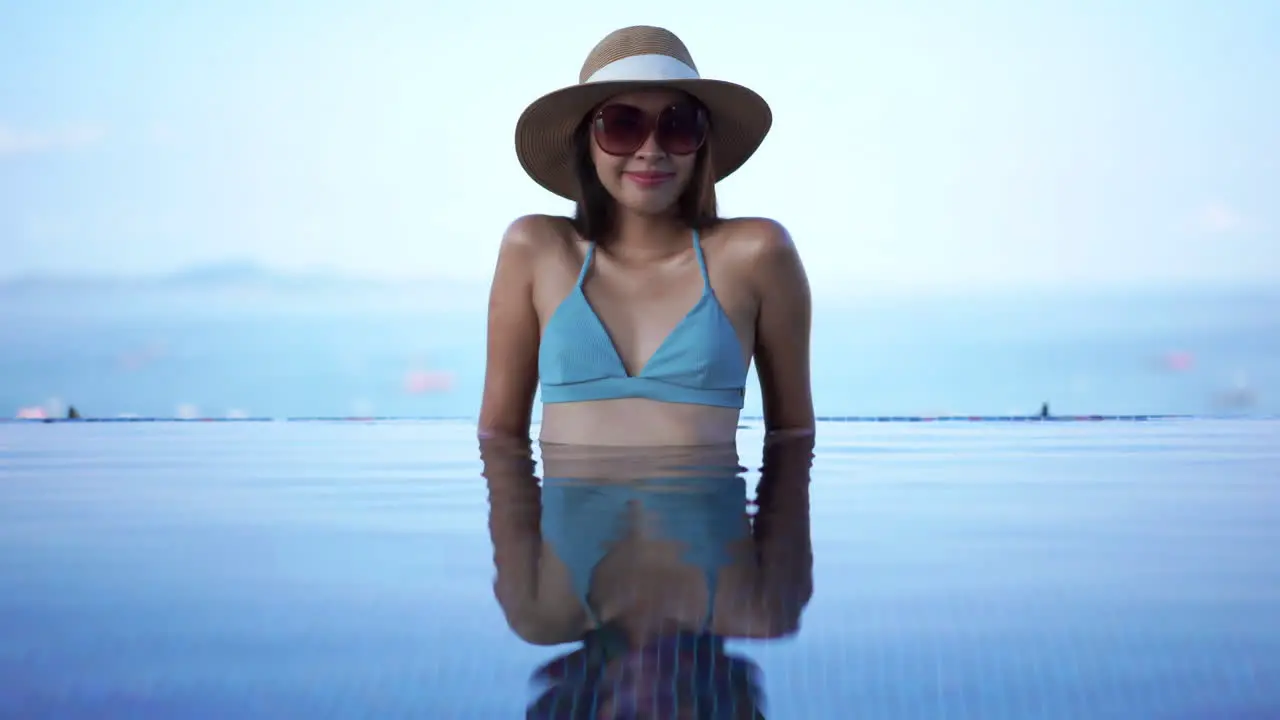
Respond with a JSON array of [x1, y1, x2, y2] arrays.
[[591, 102, 709, 157]]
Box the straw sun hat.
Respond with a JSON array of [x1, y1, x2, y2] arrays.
[[514, 25, 773, 201]]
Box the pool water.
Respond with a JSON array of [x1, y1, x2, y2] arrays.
[[1, 419, 1277, 719]]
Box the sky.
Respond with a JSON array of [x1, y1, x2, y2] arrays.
[[1, 0, 1277, 297]]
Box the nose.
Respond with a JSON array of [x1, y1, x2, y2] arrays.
[[633, 128, 666, 160]]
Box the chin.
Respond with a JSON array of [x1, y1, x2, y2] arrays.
[[619, 193, 682, 217]]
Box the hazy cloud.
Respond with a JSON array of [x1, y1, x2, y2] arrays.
[[24, 216, 79, 239], [149, 123, 179, 147], [1193, 201, 1247, 235], [0, 125, 106, 156]]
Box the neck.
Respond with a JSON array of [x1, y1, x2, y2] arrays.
[[605, 207, 690, 260]]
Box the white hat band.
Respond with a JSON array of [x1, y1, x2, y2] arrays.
[[584, 54, 701, 84]]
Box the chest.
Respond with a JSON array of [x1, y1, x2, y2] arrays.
[[590, 260, 700, 351], [537, 244, 757, 377]]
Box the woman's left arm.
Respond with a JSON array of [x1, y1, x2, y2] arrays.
[[749, 220, 815, 436]]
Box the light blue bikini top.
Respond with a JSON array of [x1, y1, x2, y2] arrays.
[[537, 230, 748, 409]]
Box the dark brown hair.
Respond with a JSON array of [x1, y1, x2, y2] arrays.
[[569, 107, 720, 244]]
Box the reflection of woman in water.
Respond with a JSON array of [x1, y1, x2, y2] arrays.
[[479, 25, 813, 446], [483, 436, 814, 718]]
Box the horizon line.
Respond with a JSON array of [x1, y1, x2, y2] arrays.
[[7, 413, 1242, 425]]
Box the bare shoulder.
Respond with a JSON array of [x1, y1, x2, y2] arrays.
[[716, 216, 791, 244], [713, 217, 806, 293], [500, 213, 577, 257]]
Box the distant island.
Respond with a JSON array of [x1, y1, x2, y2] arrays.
[[3, 260, 1277, 319], [0, 259, 476, 290], [0, 260, 491, 316]]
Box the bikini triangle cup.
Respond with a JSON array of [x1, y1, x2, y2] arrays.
[[537, 230, 749, 409]]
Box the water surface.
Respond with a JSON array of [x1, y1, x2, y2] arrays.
[[1, 419, 1277, 718]]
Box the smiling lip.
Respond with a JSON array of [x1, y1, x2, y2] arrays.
[[624, 171, 675, 187]]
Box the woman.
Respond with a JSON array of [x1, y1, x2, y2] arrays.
[[479, 25, 814, 446]]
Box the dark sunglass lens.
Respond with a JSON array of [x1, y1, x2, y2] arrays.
[[595, 105, 648, 155], [656, 104, 706, 155]]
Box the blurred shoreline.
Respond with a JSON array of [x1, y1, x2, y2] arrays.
[[2, 262, 1276, 420], [4, 260, 1278, 318]]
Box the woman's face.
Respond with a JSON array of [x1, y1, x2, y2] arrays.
[[589, 89, 704, 218]]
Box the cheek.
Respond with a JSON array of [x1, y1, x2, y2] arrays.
[[591, 150, 627, 184], [674, 156, 699, 189]]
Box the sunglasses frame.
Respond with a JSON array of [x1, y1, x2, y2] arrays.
[[590, 102, 710, 157]]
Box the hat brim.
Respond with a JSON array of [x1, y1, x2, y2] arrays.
[[514, 79, 772, 201]]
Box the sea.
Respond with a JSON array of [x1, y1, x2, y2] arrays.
[[1, 284, 1276, 420]]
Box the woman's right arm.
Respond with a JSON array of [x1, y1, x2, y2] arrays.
[[478, 216, 544, 440]]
